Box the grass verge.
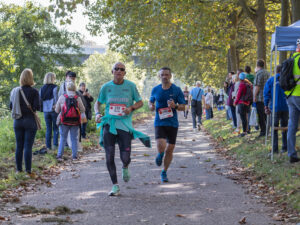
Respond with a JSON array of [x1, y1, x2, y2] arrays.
[[203, 110, 300, 214]]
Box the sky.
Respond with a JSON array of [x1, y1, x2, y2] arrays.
[[1, 0, 109, 46]]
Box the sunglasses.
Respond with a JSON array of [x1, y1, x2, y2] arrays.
[[114, 67, 125, 71]]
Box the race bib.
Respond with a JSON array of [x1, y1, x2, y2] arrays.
[[158, 107, 173, 119], [109, 103, 126, 116]]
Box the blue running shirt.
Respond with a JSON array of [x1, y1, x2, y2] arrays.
[[149, 84, 185, 127], [98, 80, 142, 131]]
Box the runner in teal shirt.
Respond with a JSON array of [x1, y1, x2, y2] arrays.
[[94, 62, 150, 196]]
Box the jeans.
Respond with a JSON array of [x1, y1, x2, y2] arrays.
[[236, 106, 242, 129], [81, 122, 88, 138], [287, 96, 300, 158], [205, 108, 212, 119], [191, 110, 202, 128], [226, 106, 232, 120], [256, 101, 266, 135], [44, 111, 58, 149], [14, 117, 37, 173], [58, 125, 79, 159], [230, 105, 237, 127], [238, 104, 249, 133], [271, 111, 288, 153]]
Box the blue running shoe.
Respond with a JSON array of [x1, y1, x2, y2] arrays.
[[155, 152, 164, 166], [161, 170, 168, 182]]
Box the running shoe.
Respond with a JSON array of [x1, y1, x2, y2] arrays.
[[161, 170, 168, 182], [155, 152, 164, 166], [197, 124, 201, 131], [108, 184, 120, 196], [122, 167, 130, 182]]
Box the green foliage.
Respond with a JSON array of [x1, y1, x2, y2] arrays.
[[0, 2, 83, 105], [81, 50, 147, 99]]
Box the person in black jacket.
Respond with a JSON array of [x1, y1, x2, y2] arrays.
[[79, 82, 94, 138], [10, 68, 40, 174], [40, 72, 58, 150]]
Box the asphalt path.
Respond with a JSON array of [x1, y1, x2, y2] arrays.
[[8, 114, 282, 225]]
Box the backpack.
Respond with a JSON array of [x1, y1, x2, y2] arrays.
[[60, 94, 81, 126], [241, 82, 253, 103], [279, 53, 300, 92]]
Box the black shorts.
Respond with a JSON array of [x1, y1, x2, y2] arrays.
[[155, 126, 178, 144]]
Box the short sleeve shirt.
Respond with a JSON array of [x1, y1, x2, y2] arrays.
[[149, 84, 185, 127], [254, 69, 269, 102], [97, 80, 142, 131], [190, 87, 204, 101]]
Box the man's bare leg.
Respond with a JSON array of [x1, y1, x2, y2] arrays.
[[163, 144, 175, 171]]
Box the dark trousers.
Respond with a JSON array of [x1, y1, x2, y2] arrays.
[[238, 104, 249, 133], [230, 105, 237, 127], [81, 122, 88, 138], [256, 101, 266, 135], [14, 117, 37, 173], [272, 111, 288, 152], [44, 111, 58, 149], [103, 125, 132, 184]]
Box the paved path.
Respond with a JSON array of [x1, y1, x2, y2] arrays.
[[8, 115, 280, 225]]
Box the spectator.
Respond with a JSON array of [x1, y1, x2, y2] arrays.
[[40, 72, 58, 150], [245, 65, 255, 84], [253, 59, 270, 138], [227, 72, 237, 128], [56, 81, 85, 161], [205, 86, 213, 119], [189, 81, 205, 131], [78, 82, 94, 138], [233, 69, 243, 133], [183, 86, 190, 119], [285, 38, 300, 163], [264, 65, 288, 155], [234, 72, 252, 137], [10, 68, 40, 174]]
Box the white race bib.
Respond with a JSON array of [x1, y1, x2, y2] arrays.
[[158, 107, 173, 119], [109, 103, 126, 116]]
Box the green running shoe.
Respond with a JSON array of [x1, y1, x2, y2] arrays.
[[108, 184, 120, 196], [122, 167, 130, 182]]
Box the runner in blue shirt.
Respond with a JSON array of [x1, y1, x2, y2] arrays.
[[94, 62, 150, 196], [149, 67, 185, 182]]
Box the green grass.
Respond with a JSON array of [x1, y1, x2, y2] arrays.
[[203, 110, 300, 212]]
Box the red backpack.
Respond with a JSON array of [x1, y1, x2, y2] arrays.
[[60, 94, 81, 126]]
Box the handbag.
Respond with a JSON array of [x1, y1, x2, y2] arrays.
[[191, 88, 202, 107], [20, 88, 42, 130]]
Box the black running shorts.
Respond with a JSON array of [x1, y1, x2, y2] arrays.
[[155, 126, 178, 144]]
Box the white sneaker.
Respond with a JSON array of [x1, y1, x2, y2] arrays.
[[193, 128, 197, 132]]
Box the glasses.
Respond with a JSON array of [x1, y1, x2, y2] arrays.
[[114, 67, 125, 71]]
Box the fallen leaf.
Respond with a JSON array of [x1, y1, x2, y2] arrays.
[[143, 153, 150, 157], [176, 214, 185, 218], [238, 216, 246, 224], [179, 166, 187, 168]]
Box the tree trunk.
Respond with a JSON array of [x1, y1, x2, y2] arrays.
[[291, 0, 300, 22], [238, 0, 267, 65], [228, 10, 238, 72], [256, 0, 267, 64], [279, 0, 289, 63]]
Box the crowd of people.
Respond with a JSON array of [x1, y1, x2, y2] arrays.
[[9, 38, 300, 197], [10, 69, 94, 174], [223, 38, 300, 164]]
